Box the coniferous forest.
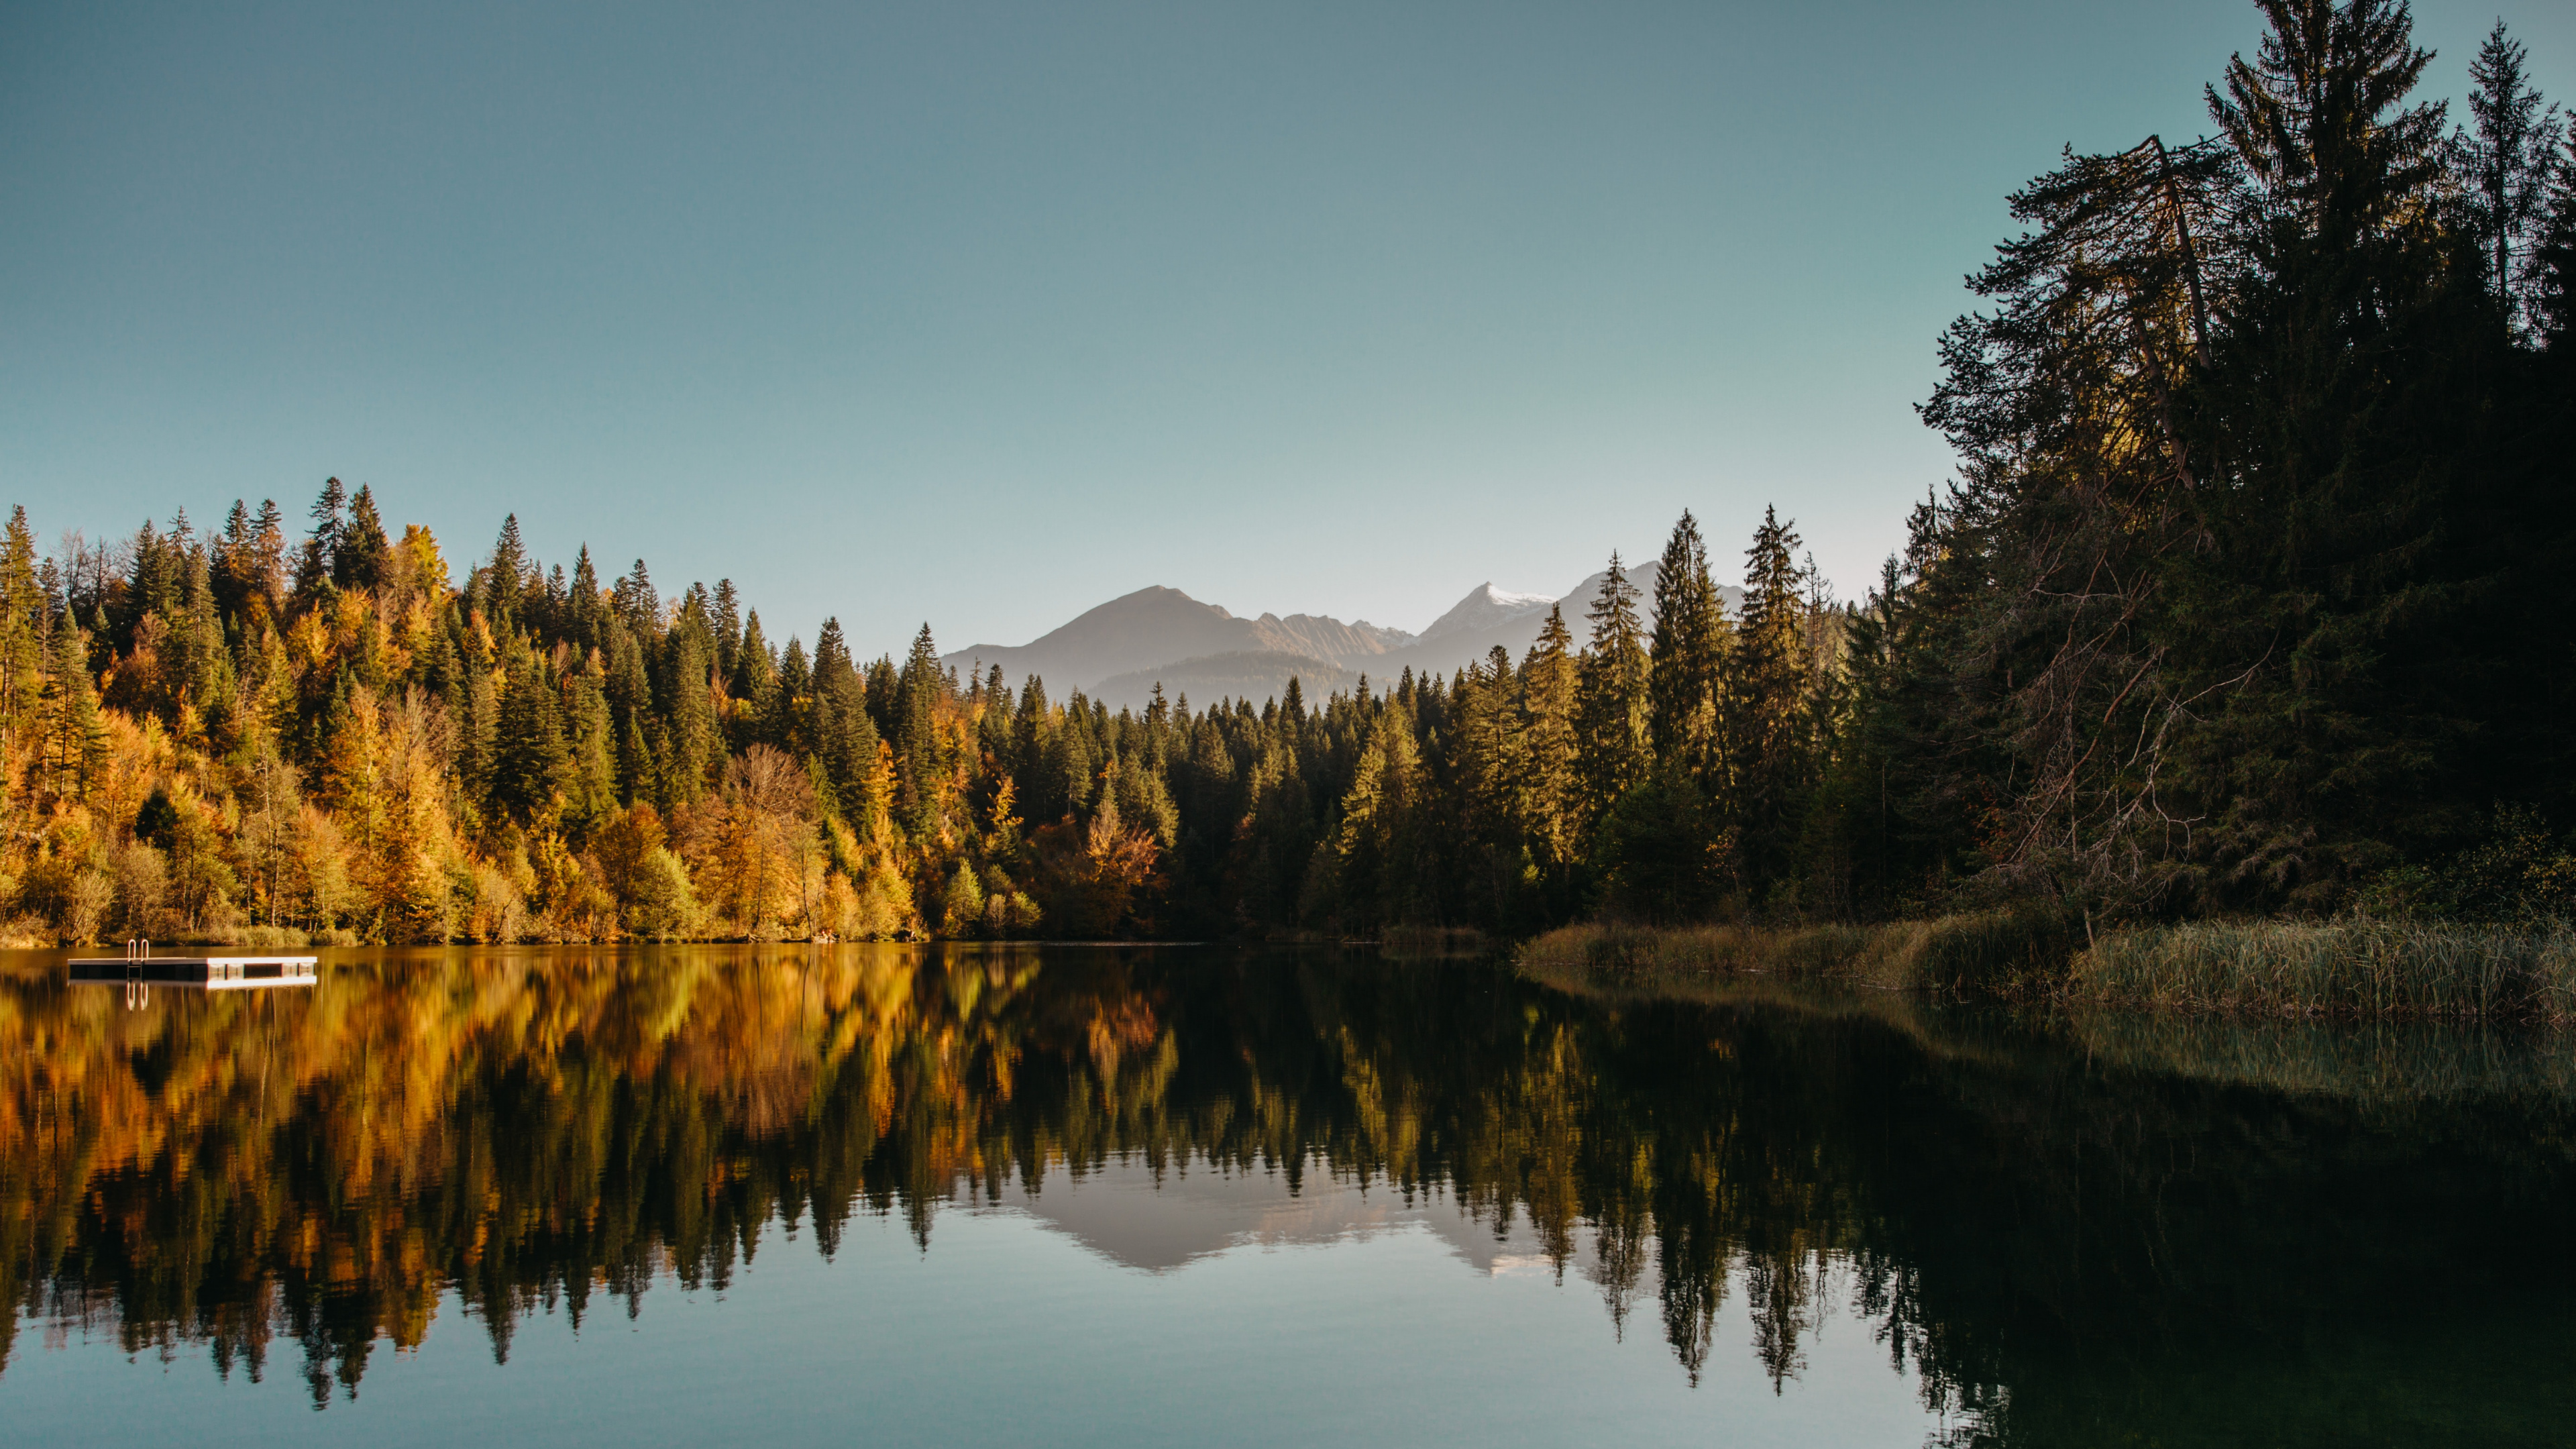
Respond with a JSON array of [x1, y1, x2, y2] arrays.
[[5, 0, 2572, 947]]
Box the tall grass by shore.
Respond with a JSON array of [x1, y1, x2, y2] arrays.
[[1518, 914, 2576, 1022], [2065, 920, 2576, 1021]]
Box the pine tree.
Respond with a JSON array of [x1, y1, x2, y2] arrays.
[[486, 515, 530, 625], [2533, 128, 2576, 344], [658, 625, 719, 807], [2454, 21, 2562, 325], [339, 485, 392, 591], [1519, 604, 1580, 870], [245, 498, 288, 626], [0, 506, 44, 751], [774, 634, 810, 751], [1456, 644, 1531, 924], [2178, 0, 2502, 906], [1572, 553, 1650, 828], [1646, 511, 1729, 793], [492, 656, 572, 826], [37, 612, 107, 800], [295, 478, 345, 600], [893, 624, 946, 835], [569, 546, 605, 649], [814, 647, 882, 827], [712, 579, 743, 680], [732, 609, 779, 749], [614, 559, 658, 634], [564, 652, 619, 837]]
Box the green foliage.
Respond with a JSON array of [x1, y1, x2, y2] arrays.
[[1592, 771, 1723, 924]]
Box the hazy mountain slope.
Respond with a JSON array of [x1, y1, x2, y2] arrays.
[[943, 586, 1409, 696], [949, 570, 1752, 709], [1251, 612, 1413, 662], [1093, 650, 1359, 713], [943, 586, 1257, 694]]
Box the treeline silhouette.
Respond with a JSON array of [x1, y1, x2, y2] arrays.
[[6, 947, 2575, 1441], [1, 0, 2571, 946]]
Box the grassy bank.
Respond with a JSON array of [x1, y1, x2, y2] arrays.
[[2065, 920, 2576, 1021], [1518, 915, 2576, 1022]]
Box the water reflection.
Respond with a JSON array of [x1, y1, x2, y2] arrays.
[[4, 945, 2575, 1444]]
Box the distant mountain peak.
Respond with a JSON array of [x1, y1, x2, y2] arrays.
[[1419, 582, 1558, 642], [941, 585, 1413, 707]]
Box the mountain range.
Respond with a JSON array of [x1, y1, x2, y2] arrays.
[[944, 571, 1746, 712]]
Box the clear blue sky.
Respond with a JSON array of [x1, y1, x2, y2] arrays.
[[6, 1, 2569, 659]]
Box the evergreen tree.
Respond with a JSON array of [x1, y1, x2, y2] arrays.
[[492, 656, 572, 826], [893, 624, 946, 835], [712, 579, 742, 680], [814, 651, 882, 826], [569, 546, 605, 649], [733, 609, 780, 749], [658, 625, 719, 807], [2532, 127, 2576, 342], [1732, 507, 1813, 892], [775, 634, 811, 751], [2178, 0, 2503, 906], [339, 485, 392, 591], [295, 478, 345, 600], [2453, 21, 2562, 323], [36, 613, 106, 800], [564, 653, 619, 837], [1646, 511, 1729, 794], [1519, 605, 1580, 873], [486, 515, 530, 625], [1572, 553, 1650, 829], [0, 506, 44, 751]]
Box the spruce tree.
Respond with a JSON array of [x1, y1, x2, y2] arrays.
[[38, 613, 106, 800], [295, 478, 345, 600], [486, 515, 530, 625], [1646, 511, 1728, 793], [338, 485, 392, 591], [1572, 553, 1650, 829], [732, 609, 779, 749], [775, 635, 811, 751], [0, 506, 43, 751], [1732, 508, 1815, 894], [1519, 604, 1580, 870], [492, 656, 572, 826], [893, 624, 945, 835], [569, 546, 604, 650], [712, 579, 742, 680], [2455, 21, 2561, 323]]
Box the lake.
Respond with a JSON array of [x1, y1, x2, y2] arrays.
[[3, 944, 2573, 1446]]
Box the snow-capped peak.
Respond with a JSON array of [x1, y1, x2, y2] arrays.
[[1419, 582, 1558, 641]]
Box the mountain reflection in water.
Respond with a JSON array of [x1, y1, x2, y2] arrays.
[[4, 944, 2575, 1446]]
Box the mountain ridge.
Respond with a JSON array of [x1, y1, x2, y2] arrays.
[[943, 572, 1746, 711]]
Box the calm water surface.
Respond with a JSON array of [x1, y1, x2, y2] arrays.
[[3, 945, 2573, 1446]]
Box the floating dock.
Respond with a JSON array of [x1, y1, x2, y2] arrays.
[[68, 953, 320, 990]]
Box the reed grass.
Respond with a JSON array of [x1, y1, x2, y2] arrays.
[[2065, 918, 2576, 1022], [1521, 913, 2576, 1023]]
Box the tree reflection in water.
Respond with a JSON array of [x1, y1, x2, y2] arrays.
[[4, 945, 2575, 1443]]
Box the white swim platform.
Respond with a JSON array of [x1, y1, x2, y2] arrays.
[[68, 947, 320, 990]]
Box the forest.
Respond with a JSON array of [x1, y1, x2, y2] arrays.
[[2, 0, 2571, 947]]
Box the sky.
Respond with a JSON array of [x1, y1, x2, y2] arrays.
[[5, 1, 2571, 660]]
